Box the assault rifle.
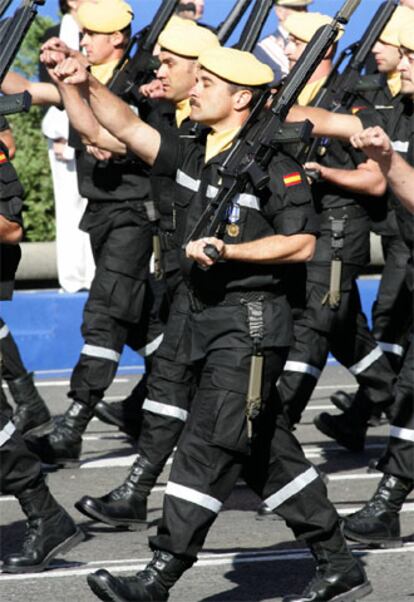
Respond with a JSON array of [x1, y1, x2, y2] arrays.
[[234, 0, 274, 53], [107, 0, 180, 98], [302, 0, 398, 164], [0, 91, 31, 115], [0, 0, 44, 85], [0, 0, 13, 19], [185, 0, 361, 257]]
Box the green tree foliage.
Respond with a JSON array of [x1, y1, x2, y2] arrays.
[[8, 15, 57, 241]]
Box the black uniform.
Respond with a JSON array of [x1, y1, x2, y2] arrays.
[[353, 76, 411, 371], [143, 127, 342, 560], [358, 95, 414, 481], [0, 120, 43, 495], [277, 130, 395, 427]]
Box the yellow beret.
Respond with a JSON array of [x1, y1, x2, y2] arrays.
[[162, 14, 197, 32], [77, 0, 133, 33], [380, 6, 414, 47], [159, 23, 220, 58], [276, 0, 313, 6], [198, 47, 274, 86], [284, 12, 344, 43], [399, 16, 414, 52]]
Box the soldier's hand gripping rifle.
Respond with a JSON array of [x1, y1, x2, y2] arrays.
[[185, 0, 361, 262], [0, 0, 42, 116], [107, 0, 181, 99], [303, 0, 398, 163]]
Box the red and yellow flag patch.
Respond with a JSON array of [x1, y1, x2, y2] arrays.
[[351, 105, 367, 115], [283, 171, 302, 187], [0, 152, 7, 164]]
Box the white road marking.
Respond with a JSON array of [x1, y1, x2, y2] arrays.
[[1, 543, 413, 581]]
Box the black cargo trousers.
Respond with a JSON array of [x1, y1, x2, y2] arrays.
[[277, 208, 395, 426], [69, 201, 153, 410], [150, 299, 340, 559]]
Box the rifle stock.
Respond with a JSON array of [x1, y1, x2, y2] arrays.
[[0, 0, 44, 86], [185, 0, 360, 246], [0, 91, 31, 116], [234, 0, 273, 52]]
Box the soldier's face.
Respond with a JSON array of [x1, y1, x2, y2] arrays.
[[372, 41, 402, 73], [190, 69, 234, 126], [80, 29, 119, 65], [157, 51, 196, 102], [398, 47, 414, 96], [285, 35, 306, 70], [400, 0, 414, 8]]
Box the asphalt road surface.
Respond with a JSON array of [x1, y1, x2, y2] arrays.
[[1, 365, 413, 602]]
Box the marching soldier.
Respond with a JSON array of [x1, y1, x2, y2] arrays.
[[2, 0, 164, 466], [266, 11, 396, 439], [287, 15, 414, 548], [0, 116, 84, 572], [51, 45, 370, 602]]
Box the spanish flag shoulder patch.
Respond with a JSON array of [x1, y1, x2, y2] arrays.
[[283, 171, 302, 187], [0, 152, 7, 164], [351, 105, 367, 115]]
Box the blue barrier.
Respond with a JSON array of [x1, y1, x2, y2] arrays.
[[2, 278, 380, 378]]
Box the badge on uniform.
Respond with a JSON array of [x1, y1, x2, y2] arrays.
[[0, 152, 8, 164], [226, 202, 240, 237], [283, 171, 303, 187]]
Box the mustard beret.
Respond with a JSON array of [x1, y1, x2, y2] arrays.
[[276, 0, 313, 6], [380, 6, 414, 47], [198, 47, 274, 86], [77, 0, 133, 33], [284, 12, 344, 44], [159, 23, 220, 58], [162, 14, 197, 32], [399, 16, 414, 52]]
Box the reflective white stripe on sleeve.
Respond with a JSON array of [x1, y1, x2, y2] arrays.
[[176, 170, 200, 192], [284, 361, 321, 380], [138, 334, 164, 358], [263, 467, 319, 511], [81, 344, 120, 363], [0, 324, 10, 339], [378, 341, 404, 357], [235, 193, 260, 211], [349, 346, 383, 376], [390, 426, 414, 443], [143, 399, 188, 422], [0, 421, 16, 447], [392, 140, 409, 153], [166, 481, 223, 514]]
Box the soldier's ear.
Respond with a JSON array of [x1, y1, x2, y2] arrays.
[[233, 89, 253, 112]]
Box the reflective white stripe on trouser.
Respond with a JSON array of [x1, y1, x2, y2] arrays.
[[284, 361, 321, 380], [176, 170, 200, 192], [390, 425, 414, 443], [349, 346, 383, 376], [0, 324, 10, 339], [138, 334, 164, 358], [378, 341, 404, 357], [81, 344, 120, 363], [166, 481, 223, 514], [142, 399, 188, 422], [0, 421, 16, 447], [263, 467, 319, 511]]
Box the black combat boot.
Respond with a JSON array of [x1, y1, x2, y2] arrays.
[[75, 454, 161, 529], [7, 372, 53, 437], [0, 387, 14, 419], [330, 390, 390, 427], [94, 376, 146, 439], [2, 479, 85, 573], [343, 473, 414, 548], [87, 549, 193, 601], [26, 400, 94, 468], [314, 392, 373, 452], [283, 526, 372, 601]]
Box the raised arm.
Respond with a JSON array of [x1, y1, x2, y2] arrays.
[[351, 127, 414, 214], [304, 158, 387, 197], [288, 105, 363, 141], [1, 72, 61, 106], [54, 58, 161, 166]]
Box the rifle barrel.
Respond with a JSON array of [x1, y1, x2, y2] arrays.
[[235, 0, 274, 53], [216, 0, 253, 45]]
